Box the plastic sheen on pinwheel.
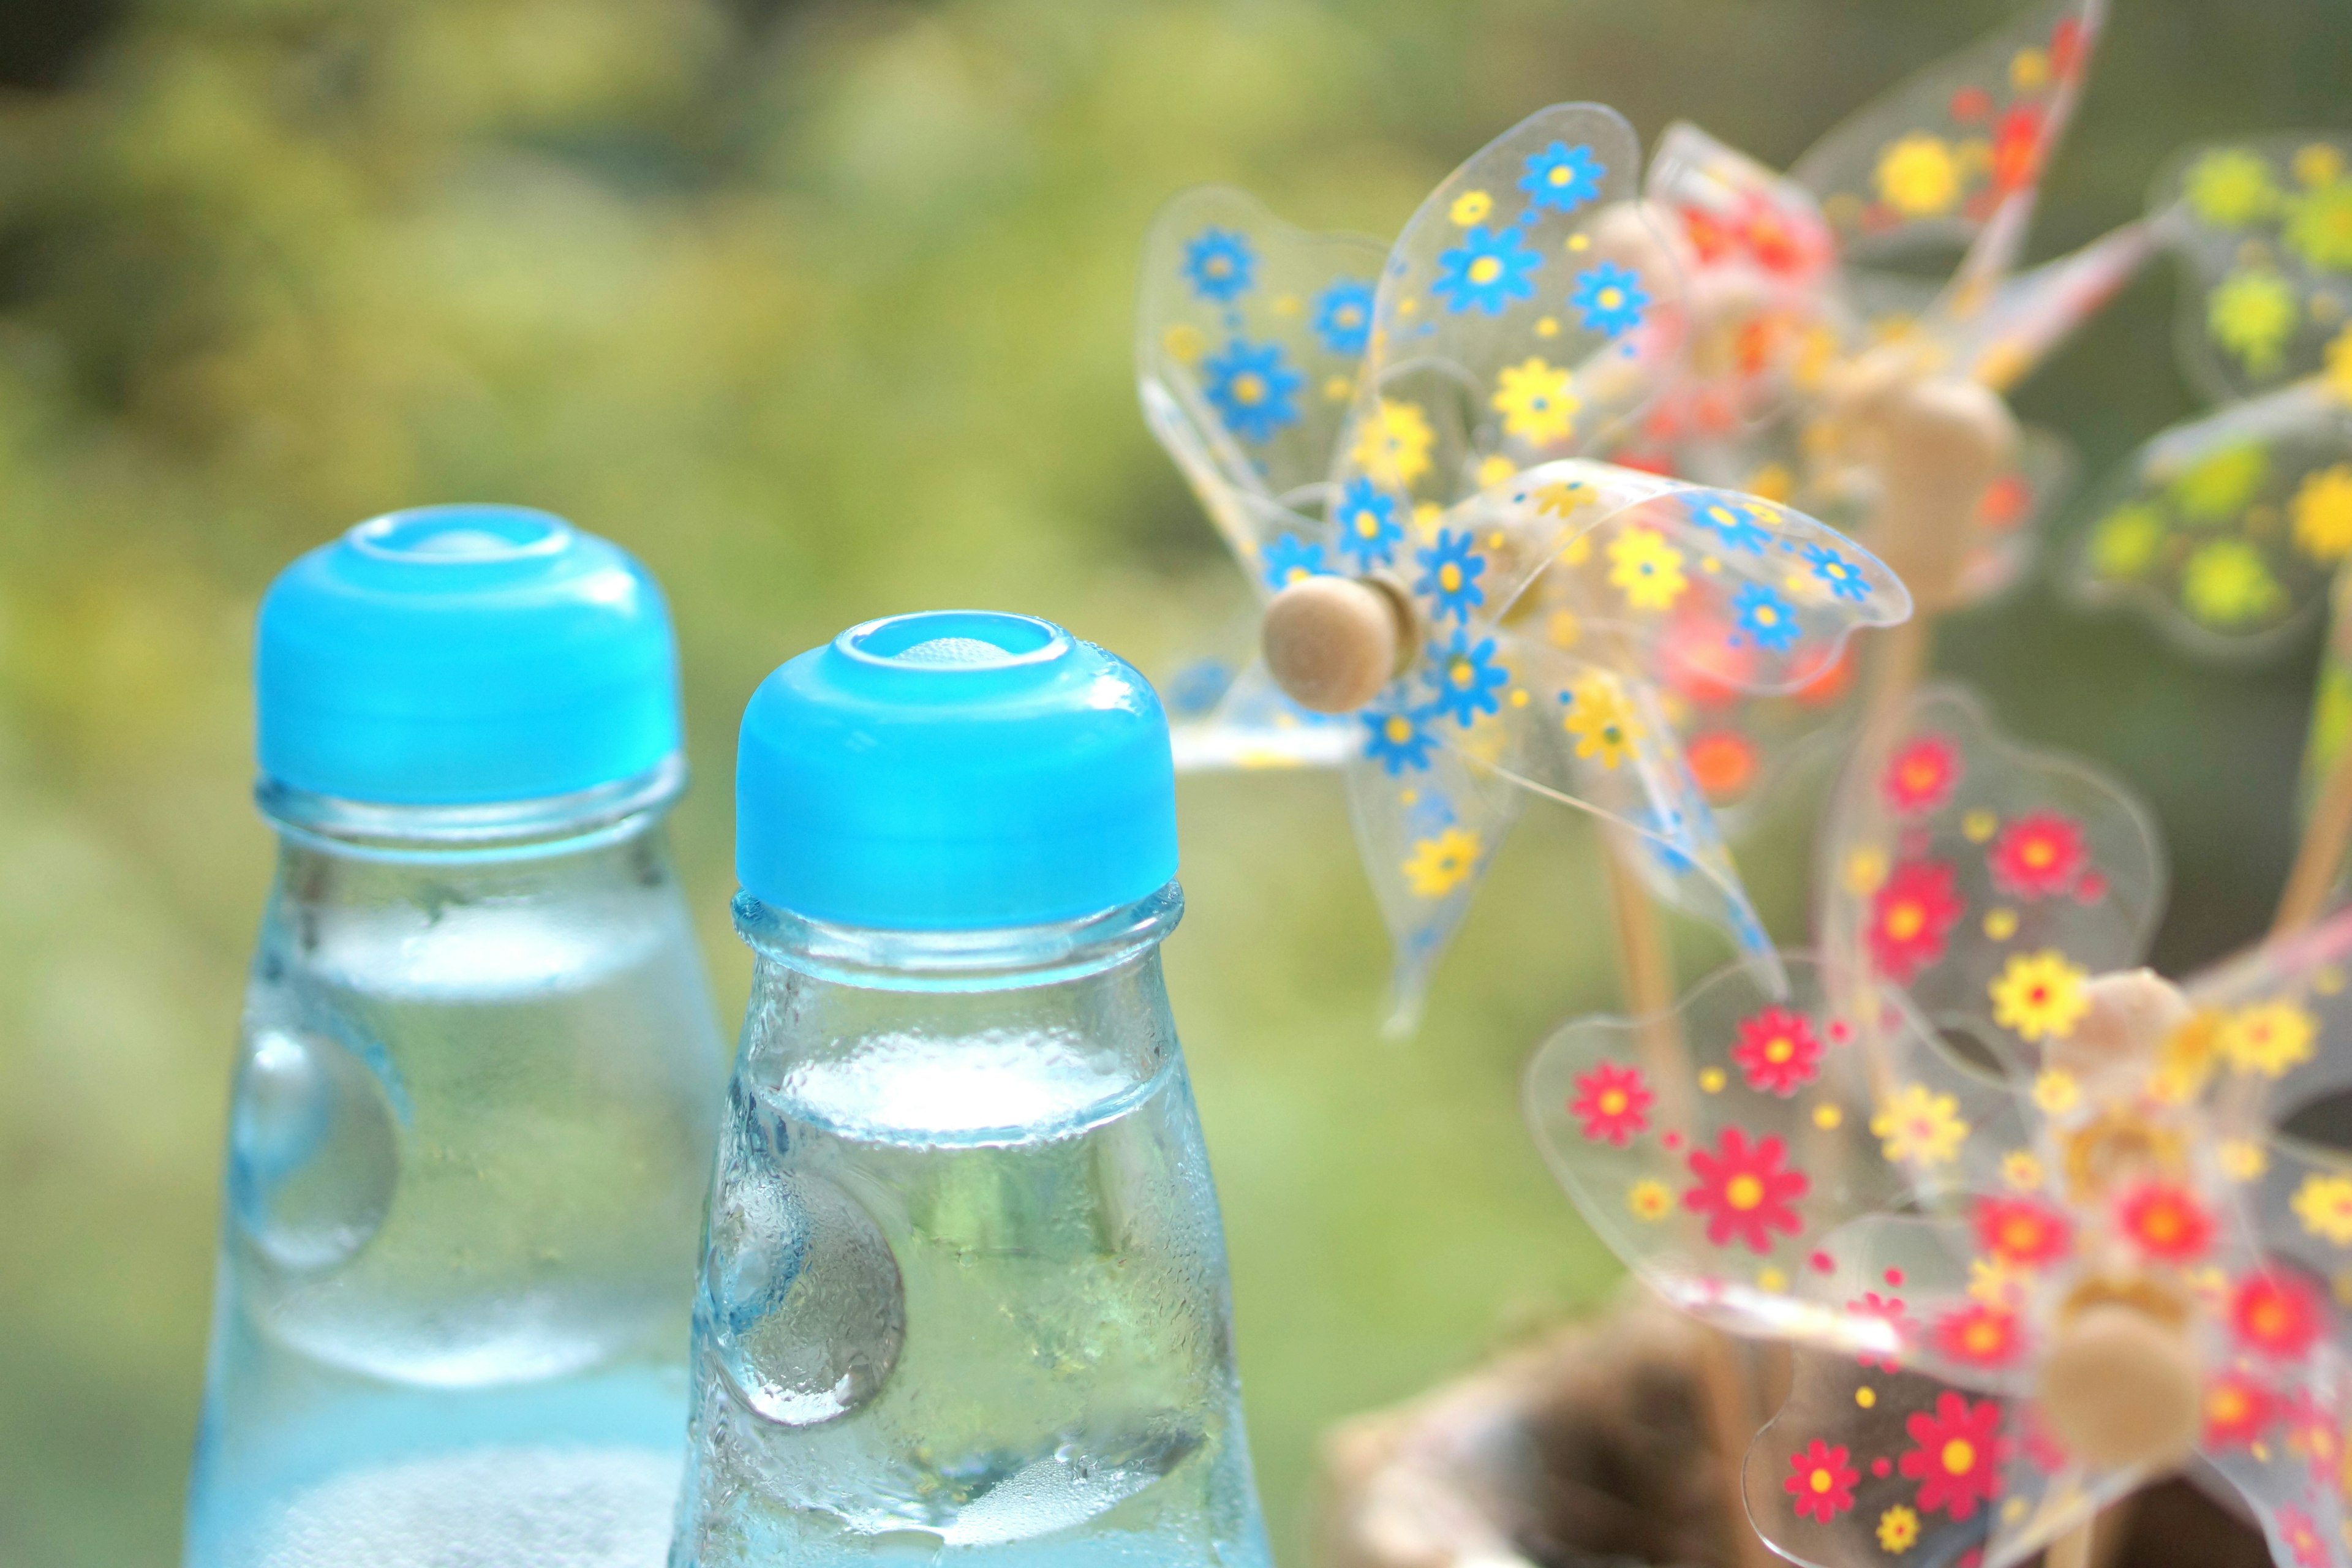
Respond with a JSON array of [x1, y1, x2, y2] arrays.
[[1139, 102, 1912, 1032], [1526, 680, 2352, 1568], [2066, 131, 2352, 925], [1614, 0, 2151, 829]]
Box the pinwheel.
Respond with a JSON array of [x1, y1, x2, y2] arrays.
[[1611, 0, 2151, 820], [1139, 102, 1912, 1030], [2068, 131, 2352, 929], [1526, 684, 2352, 1568]]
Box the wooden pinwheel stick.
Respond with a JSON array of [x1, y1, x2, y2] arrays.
[[1258, 589, 1779, 1568], [2274, 736, 2352, 936], [1830, 359, 2019, 744], [1597, 840, 1783, 1568]]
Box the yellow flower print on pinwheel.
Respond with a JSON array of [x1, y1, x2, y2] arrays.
[[2293, 464, 2352, 563], [1491, 357, 1579, 445], [2291, 1171, 2352, 1246], [2215, 998, 2317, 1077], [2282, 178, 2352, 273], [2184, 148, 2281, 228], [1874, 132, 1962, 218], [1988, 949, 2089, 1041], [2180, 538, 2283, 630], [1627, 1179, 1673, 1221], [2208, 269, 2299, 376], [1352, 397, 1436, 488], [1870, 1082, 1969, 1168], [1401, 826, 1481, 899], [1605, 526, 1687, 611], [1876, 1506, 1920, 1555], [1562, 674, 1643, 769]]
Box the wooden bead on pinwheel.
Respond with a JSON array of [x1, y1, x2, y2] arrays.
[[2035, 1302, 2202, 1472], [1827, 353, 2019, 613], [2064, 969, 2192, 1063], [1262, 575, 1417, 714]]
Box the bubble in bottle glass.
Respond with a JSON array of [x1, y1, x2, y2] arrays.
[[183, 505, 727, 1568], [671, 611, 1272, 1567]]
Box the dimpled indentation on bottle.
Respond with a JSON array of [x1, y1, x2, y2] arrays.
[[706, 1161, 905, 1427], [230, 1028, 399, 1274], [891, 635, 1022, 666]]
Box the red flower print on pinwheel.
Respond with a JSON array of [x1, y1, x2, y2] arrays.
[[1683, 1126, 1808, 1254], [1849, 1289, 1911, 1372], [2233, 1272, 2324, 1360], [1882, 735, 1960, 815], [2201, 1372, 2274, 1448], [1730, 1006, 1823, 1096], [1868, 860, 1966, 982], [1932, 1303, 2026, 1368], [1970, 1196, 2071, 1268], [1898, 1391, 2008, 1520], [2278, 1504, 2328, 1568], [1991, 104, 2048, 194], [1782, 1439, 1858, 1522], [1989, 810, 2089, 899], [2117, 1182, 2214, 1263], [1569, 1061, 1653, 1147]]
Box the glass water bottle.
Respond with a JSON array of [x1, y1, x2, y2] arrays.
[[670, 610, 1272, 1568], [184, 506, 726, 1568]]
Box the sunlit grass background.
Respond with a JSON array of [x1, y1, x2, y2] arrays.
[[1, 1, 2348, 1562]]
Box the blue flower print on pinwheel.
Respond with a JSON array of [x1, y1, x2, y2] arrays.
[[1569, 262, 1648, 339], [1691, 495, 1772, 554], [1732, 582, 1801, 652], [1423, 630, 1508, 727], [1202, 338, 1303, 444], [1262, 533, 1329, 590], [1803, 540, 1871, 602], [1362, 701, 1439, 775], [1167, 658, 1232, 717], [1313, 278, 1376, 356], [1431, 225, 1543, 316], [1638, 807, 1697, 875], [1334, 477, 1403, 570], [1414, 528, 1487, 624], [1184, 227, 1255, 302], [1520, 141, 1603, 213]]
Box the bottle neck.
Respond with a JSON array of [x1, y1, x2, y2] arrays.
[[259, 761, 687, 908], [731, 882, 1187, 1135], [733, 878, 1183, 993], [256, 755, 687, 865]]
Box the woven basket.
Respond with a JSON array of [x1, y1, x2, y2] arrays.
[[1312, 1291, 2271, 1568]]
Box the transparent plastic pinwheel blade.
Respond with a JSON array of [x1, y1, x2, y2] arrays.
[[2154, 134, 2352, 406], [1817, 684, 2166, 1076], [2067, 384, 2352, 658], [1790, 0, 2107, 286], [1331, 104, 1686, 518], [1525, 957, 2018, 1346], [1137, 187, 1389, 592]]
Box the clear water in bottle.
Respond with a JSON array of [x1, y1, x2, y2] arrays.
[[184, 794, 725, 1568], [672, 892, 1270, 1567]]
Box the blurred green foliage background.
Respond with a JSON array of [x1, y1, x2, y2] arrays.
[[2, 1, 2348, 1562]]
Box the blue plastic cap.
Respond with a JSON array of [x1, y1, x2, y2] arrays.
[[255, 505, 683, 804], [736, 611, 1178, 930]]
